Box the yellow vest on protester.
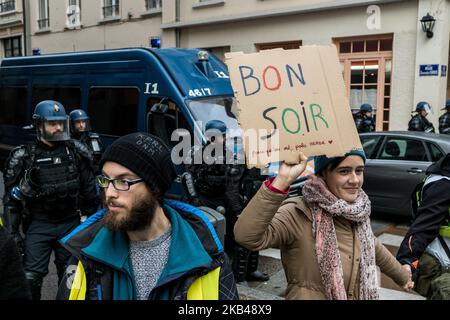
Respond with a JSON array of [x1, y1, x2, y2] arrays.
[[440, 225, 450, 238], [68, 261, 221, 300]]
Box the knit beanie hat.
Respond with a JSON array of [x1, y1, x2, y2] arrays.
[[314, 149, 366, 175], [99, 132, 176, 197]]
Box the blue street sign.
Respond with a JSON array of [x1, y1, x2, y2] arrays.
[[419, 64, 439, 76]]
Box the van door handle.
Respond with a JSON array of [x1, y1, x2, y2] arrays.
[[407, 168, 423, 174]]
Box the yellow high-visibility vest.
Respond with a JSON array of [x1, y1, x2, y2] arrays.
[[68, 262, 221, 300], [68, 261, 87, 300], [440, 225, 450, 238], [187, 267, 221, 300]]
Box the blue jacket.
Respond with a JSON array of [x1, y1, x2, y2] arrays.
[[56, 200, 238, 300]]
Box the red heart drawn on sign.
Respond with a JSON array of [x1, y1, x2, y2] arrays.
[[328, 140, 333, 144]]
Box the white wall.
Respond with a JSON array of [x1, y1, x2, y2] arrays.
[[181, 1, 421, 130], [413, 0, 450, 127]]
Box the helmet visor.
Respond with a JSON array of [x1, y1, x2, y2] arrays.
[[423, 104, 432, 114], [39, 118, 71, 142], [71, 118, 91, 133]]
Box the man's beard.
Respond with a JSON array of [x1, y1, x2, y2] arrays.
[[44, 130, 65, 142], [103, 193, 159, 232]]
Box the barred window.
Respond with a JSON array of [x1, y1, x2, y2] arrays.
[[0, 0, 15, 13], [145, 0, 161, 11], [103, 0, 119, 18], [38, 0, 49, 29]]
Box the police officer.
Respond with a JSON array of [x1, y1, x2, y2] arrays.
[[408, 101, 435, 133], [3, 100, 99, 300], [69, 109, 103, 173], [235, 166, 271, 282], [184, 120, 269, 282], [438, 99, 450, 134], [354, 103, 375, 133], [397, 153, 450, 299]]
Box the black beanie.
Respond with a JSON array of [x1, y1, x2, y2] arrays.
[[99, 132, 176, 197]]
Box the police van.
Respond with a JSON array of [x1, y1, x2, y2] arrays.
[[0, 48, 240, 241]]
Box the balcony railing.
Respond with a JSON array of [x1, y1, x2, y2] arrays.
[[37, 18, 49, 29], [103, 4, 119, 18], [0, 1, 15, 13]]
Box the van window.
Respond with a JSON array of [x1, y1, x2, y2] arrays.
[[89, 87, 138, 137], [32, 86, 81, 114], [0, 86, 27, 126], [147, 98, 191, 146]]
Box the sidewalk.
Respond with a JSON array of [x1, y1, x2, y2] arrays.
[[237, 247, 425, 300]]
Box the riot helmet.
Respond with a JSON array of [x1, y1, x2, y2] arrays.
[[32, 100, 70, 142], [360, 103, 373, 113], [204, 120, 227, 152], [205, 119, 227, 134], [69, 109, 91, 134], [416, 101, 432, 115]]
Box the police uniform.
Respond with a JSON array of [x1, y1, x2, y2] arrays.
[[69, 109, 103, 174], [438, 100, 450, 134], [408, 102, 435, 133], [397, 153, 450, 299], [185, 143, 269, 282], [408, 114, 435, 132], [439, 112, 450, 134], [3, 101, 99, 300], [354, 112, 375, 133], [185, 143, 244, 223], [74, 131, 103, 173]]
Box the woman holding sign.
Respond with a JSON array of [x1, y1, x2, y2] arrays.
[[234, 150, 414, 300]]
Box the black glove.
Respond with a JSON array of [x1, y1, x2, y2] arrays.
[[9, 211, 24, 256], [11, 232, 25, 256], [18, 167, 40, 198]]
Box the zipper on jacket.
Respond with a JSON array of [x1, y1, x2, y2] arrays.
[[86, 264, 104, 300], [81, 251, 139, 300], [95, 266, 104, 300]]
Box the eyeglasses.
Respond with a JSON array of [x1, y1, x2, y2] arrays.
[[96, 175, 143, 191]]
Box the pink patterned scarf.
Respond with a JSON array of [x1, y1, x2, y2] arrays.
[[302, 175, 379, 300]]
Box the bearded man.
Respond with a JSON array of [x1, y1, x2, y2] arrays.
[[56, 132, 238, 300]]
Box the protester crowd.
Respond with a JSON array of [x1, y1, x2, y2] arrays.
[[0, 98, 449, 300]]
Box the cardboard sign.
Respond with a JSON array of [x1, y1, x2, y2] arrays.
[[225, 45, 362, 168]]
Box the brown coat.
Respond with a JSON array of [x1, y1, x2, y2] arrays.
[[234, 184, 410, 300]]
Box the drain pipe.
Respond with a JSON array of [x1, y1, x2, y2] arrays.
[[175, 0, 180, 48]]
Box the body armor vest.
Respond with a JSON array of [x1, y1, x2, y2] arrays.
[[32, 144, 80, 199], [26, 143, 81, 222], [196, 163, 227, 195]]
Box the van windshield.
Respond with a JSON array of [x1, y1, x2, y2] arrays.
[[187, 97, 240, 136]]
